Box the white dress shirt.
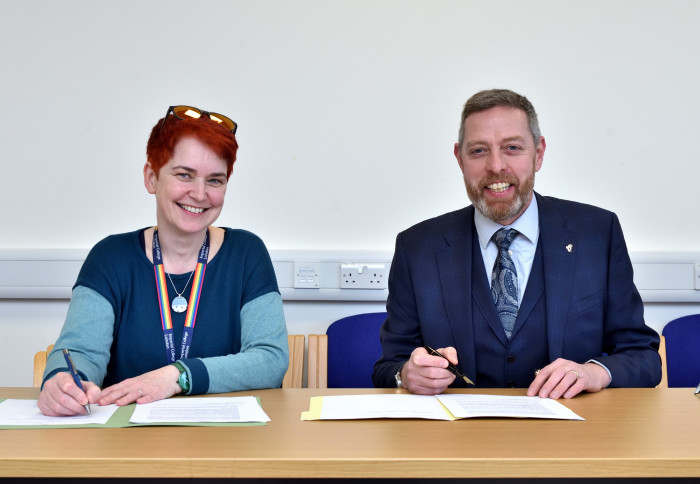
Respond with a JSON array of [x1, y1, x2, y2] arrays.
[[474, 195, 540, 303]]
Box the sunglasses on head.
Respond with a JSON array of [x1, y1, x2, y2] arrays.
[[160, 105, 238, 134]]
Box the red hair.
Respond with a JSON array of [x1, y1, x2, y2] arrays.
[[146, 115, 238, 179]]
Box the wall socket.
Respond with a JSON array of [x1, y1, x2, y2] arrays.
[[340, 263, 388, 289], [293, 262, 320, 289]]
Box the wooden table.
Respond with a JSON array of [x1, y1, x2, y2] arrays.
[[1, 387, 699, 480]]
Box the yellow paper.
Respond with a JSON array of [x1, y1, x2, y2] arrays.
[[300, 396, 325, 420]]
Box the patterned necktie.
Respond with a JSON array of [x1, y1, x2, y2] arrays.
[[491, 228, 519, 340]]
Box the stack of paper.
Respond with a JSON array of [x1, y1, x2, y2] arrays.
[[302, 394, 583, 421]]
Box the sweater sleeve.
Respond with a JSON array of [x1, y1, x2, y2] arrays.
[[42, 285, 115, 388], [179, 291, 288, 394]]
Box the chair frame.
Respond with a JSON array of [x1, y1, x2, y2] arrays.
[[282, 335, 305, 388], [307, 334, 328, 388], [33, 344, 54, 387], [658, 335, 668, 388]]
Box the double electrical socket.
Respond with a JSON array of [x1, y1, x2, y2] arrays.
[[340, 263, 388, 289]]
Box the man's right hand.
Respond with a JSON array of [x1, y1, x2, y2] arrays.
[[400, 346, 458, 394], [37, 372, 101, 416]]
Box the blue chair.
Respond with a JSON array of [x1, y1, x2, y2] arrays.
[[662, 314, 700, 387], [326, 312, 387, 388]]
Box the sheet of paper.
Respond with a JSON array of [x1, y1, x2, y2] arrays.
[[0, 399, 118, 426], [436, 394, 584, 420], [129, 396, 270, 424], [316, 394, 454, 420]]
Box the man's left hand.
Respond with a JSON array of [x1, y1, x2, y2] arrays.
[[527, 358, 611, 399]]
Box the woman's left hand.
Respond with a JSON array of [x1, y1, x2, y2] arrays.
[[97, 365, 182, 406]]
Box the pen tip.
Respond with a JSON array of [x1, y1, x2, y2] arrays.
[[462, 376, 475, 386]]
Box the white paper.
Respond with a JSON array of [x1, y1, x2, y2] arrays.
[[436, 394, 584, 420], [129, 396, 270, 423], [0, 399, 118, 425], [319, 394, 453, 420]]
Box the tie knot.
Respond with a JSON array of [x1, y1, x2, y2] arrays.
[[493, 228, 518, 250]]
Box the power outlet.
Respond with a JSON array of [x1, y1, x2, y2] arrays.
[[340, 263, 387, 289]]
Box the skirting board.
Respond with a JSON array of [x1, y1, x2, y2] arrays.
[[0, 249, 698, 303]]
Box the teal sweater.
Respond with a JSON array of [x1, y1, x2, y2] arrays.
[[44, 228, 288, 394]]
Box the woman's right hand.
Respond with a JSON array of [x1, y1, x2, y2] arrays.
[[37, 372, 101, 416]]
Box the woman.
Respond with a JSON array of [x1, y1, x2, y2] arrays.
[[38, 106, 288, 416]]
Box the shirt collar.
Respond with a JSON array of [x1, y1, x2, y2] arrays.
[[474, 193, 540, 250]]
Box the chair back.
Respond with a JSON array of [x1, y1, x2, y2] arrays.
[[282, 335, 305, 388], [33, 344, 54, 387], [308, 334, 328, 388], [326, 312, 386, 388], [662, 314, 700, 387], [657, 335, 668, 388]]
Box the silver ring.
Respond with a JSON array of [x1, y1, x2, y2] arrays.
[[138, 390, 143, 398], [534, 369, 541, 376], [569, 370, 580, 379]]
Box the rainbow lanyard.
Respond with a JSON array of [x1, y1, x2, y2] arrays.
[[152, 228, 210, 364]]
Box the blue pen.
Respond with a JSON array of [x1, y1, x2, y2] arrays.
[[62, 349, 92, 416]]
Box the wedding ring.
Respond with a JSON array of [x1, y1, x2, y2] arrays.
[[569, 370, 580, 379], [138, 390, 143, 398], [534, 369, 541, 376]]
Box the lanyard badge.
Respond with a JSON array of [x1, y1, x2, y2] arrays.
[[152, 228, 210, 363]]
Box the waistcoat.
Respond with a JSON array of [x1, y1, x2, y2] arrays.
[[470, 230, 550, 387]]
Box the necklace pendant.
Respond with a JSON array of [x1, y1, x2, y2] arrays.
[[172, 296, 188, 313]]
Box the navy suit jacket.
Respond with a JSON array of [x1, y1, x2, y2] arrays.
[[373, 193, 661, 388]]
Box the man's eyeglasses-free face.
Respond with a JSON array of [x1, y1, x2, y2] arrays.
[[161, 105, 238, 134]]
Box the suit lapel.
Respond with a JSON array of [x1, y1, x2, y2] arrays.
[[536, 194, 577, 360], [510, 240, 544, 340], [436, 207, 477, 383], [470, 230, 511, 347]]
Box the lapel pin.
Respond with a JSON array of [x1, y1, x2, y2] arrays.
[[566, 244, 573, 253]]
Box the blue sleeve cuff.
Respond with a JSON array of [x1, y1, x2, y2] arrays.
[[179, 358, 209, 395]]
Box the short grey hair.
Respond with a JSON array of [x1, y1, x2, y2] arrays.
[[457, 89, 541, 147]]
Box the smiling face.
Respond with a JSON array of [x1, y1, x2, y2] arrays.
[[144, 136, 228, 237], [454, 106, 545, 225]]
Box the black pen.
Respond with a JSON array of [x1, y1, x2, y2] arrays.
[[62, 349, 92, 416], [424, 345, 474, 386]]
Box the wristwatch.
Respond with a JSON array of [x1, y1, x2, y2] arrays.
[[394, 366, 404, 389], [172, 362, 190, 393]]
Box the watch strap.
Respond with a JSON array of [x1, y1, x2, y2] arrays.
[[171, 361, 190, 393]]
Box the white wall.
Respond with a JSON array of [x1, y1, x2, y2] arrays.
[[2, 0, 699, 252], [1, 0, 699, 386]]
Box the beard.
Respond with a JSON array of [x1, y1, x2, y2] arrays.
[[465, 168, 535, 224]]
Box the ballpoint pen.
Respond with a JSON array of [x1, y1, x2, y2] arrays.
[[62, 349, 92, 416], [424, 345, 475, 386]]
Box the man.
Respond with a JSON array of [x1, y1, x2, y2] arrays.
[[373, 89, 661, 398]]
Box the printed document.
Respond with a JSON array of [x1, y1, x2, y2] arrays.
[[0, 399, 117, 426], [318, 394, 452, 420], [436, 394, 583, 420], [302, 394, 583, 421], [129, 396, 270, 423]]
